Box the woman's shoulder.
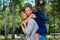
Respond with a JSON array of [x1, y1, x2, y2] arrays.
[[28, 18, 36, 23]]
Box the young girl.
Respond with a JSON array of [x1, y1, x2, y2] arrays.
[[24, 6, 47, 40], [24, 14, 46, 40]]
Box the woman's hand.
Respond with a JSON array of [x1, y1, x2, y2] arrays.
[[21, 22, 26, 31], [22, 21, 27, 28], [21, 21, 27, 29]]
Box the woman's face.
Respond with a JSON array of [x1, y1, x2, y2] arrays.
[[21, 12, 27, 19]]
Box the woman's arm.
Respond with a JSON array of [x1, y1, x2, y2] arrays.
[[21, 22, 26, 31], [23, 19, 35, 35]]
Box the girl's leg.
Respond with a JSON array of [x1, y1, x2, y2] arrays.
[[39, 35, 46, 40], [35, 34, 40, 40]]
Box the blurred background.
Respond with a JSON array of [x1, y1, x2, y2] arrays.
[[0, 0, 60, 40]]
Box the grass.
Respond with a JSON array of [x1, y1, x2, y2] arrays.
[[0, 35, 60, 40], [46, 35, 60, 40], [0, 38, 11, 40], [0, 35, 11, 40], [0, 35, 26, 40]]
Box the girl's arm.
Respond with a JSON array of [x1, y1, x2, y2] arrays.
[[21, 14, 36, 30], [24, 14, 36, 26]]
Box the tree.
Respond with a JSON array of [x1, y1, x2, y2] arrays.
[[0, 0, 24, 36], [35, 0, 46, 13], [45, 0, 60, 34]]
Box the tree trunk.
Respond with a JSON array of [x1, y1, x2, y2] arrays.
[[12, 2, 16, 40], [35, 0, 45, 13]]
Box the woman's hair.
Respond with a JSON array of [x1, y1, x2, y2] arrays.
[[19, 8, 25, 14], [19, 8, 28, 17]]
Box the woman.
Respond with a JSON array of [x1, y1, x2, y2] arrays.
[[19, 9, 39, 40]]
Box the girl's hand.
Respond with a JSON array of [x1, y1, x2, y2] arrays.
[[29, 14, 36, 18]]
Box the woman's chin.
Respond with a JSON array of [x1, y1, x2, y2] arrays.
[[23, 17, 26, 19]]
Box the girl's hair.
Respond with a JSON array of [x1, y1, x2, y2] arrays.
[[25, 5, 33, 10]]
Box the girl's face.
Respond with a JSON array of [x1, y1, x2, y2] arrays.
[[25, 7, 32, 16], [21, 12, 27, 19]]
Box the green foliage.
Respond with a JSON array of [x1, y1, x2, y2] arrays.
[[0, 0, 60, 34], [24, 3, 32, 7], [0, 0, 24, 33], [45, 0, 60, 33]]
